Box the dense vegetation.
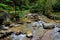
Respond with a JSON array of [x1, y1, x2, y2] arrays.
[[0, 0, 60, 18]]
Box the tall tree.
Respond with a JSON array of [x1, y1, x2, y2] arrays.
[[49, 0, 52, 15]]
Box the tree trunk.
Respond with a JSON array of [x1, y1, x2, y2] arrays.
[[13, 0, 16, 14], [49, 0, 52, 16]]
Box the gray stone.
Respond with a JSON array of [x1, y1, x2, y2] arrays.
[[43, 23, 55, 29]]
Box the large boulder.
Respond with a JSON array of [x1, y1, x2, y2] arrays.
[[0, 11, 10, 30], [55, 24, 60, 28], [0, 18, 4, 25], [0, 11, 9, 18], [43, 23, 55, 29], [0, 25, 9, 30], [0, 11, 9, 24]]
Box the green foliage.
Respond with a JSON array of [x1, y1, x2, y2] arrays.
[[0, 13, 3, 17], [53, 0, 60, 12], [0, 3, 14, 11], [0, 0, 60, 17], [0, 3, 8, 10], [17, 10, 29, 18], [52, 0, 57, 5]]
